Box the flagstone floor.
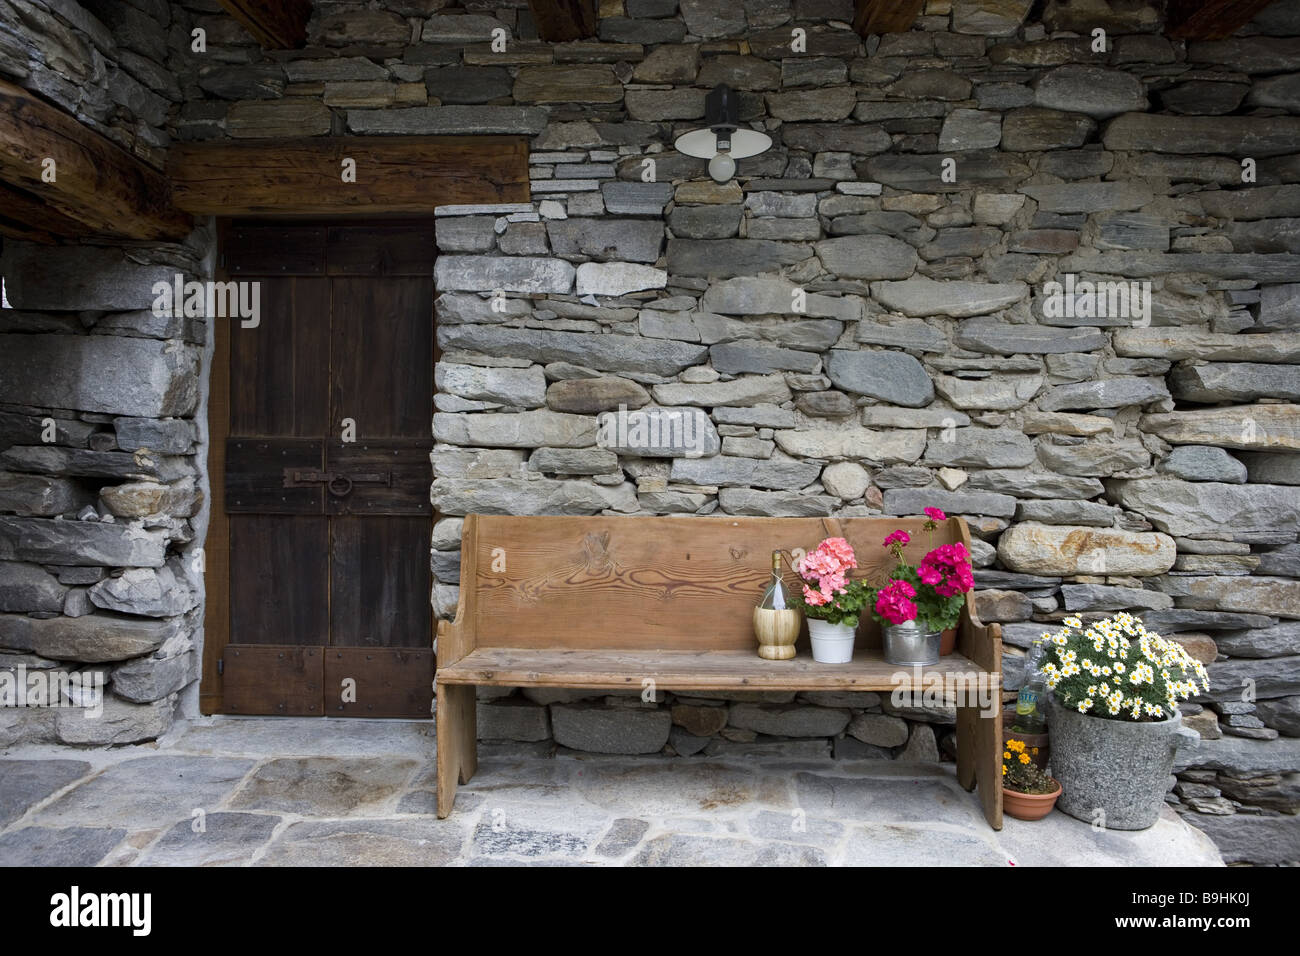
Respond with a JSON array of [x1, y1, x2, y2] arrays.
[[0, 716, 1222, 866]]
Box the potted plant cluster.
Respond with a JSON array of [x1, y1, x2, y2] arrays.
[[1002, 738, 1062, 821], [795, 537, 870, 663], [1042, 613, 1209, 830], [869, 508, 975, 665]]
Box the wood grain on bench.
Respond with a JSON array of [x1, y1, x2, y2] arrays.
[[438, 647, 993, 692]]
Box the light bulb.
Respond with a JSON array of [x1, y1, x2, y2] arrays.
[[708, 151, 736, 183]]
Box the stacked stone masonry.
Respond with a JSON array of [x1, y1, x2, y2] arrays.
[[1, 0, 1299, 864]]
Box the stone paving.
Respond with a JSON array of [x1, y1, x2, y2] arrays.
[[0, 717, 1223, 866]]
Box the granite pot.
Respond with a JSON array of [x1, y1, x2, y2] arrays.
[[1046, 695, 1196, 830]]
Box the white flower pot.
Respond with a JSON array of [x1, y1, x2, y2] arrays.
[[808, 619, 856, 664]]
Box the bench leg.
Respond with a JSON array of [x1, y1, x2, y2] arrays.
[[957, 702, 1003, 830], [436, 683, 477, 819]]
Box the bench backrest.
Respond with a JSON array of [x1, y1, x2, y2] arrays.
[[457, 514, 976, 652]]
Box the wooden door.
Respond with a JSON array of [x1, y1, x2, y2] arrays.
[[217, 221, 435, 718]]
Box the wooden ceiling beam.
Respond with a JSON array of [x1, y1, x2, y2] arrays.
[[527, 0, 599, 42], [217, 0, 313, 49], [854, 0, 926, 35], [167, 137, 531, 216], [1166, 0, 1279, 39], [0, 181, 89, 244], [0, 79, 192, 241]]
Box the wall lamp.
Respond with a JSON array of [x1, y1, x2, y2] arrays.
[[673, 84, 773, 184]]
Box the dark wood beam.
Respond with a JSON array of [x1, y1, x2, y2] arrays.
[[167, 137, 531, 216], [527, 0, 598, 42], [217, 0, 312, 49], [0, 79, 192, 241], [1166, 0, 1279, 39], [854, 0, 926, 35], [0, 181, 90, 244]]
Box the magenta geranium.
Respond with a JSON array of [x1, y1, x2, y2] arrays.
[[868, 509, 974, 633], [874, 579, 918, 626]]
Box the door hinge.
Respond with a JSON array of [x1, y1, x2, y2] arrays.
[[217, 658, 224, 676]]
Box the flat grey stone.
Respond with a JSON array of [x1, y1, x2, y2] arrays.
[[633, 833, 827, 865], [551, 705, 671, 754], [870, 278, 1028, 317], [439, 325, 707, 378], [0, 759, 92, 828], [228, 757, 418, 815], [795, 772, 987, 829], [37, 756, 256, 829], [0, 826, 126, 866], [825, 350, 934, 407], [138, 812, 281, 866], [257, 819, 464, 866], [1104, 479, 1300, 537], [728, 703, 850, 737], [601, 182, 674, 215], [1159, 446, 1247, 484]]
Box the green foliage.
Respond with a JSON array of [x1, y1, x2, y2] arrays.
[[798, 579, 871, 629]]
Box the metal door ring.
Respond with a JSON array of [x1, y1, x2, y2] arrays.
[[328, 474, 354, 497]]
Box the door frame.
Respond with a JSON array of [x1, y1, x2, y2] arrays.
[[195, 135, 531, 714]]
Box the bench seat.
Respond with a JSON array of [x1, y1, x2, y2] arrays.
[[435, 514, 1004, 829], [437, 646, 990, 693]]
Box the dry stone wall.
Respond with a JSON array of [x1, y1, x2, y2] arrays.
[[0, 0, 214, 745], [0, 0, 1298, 863]]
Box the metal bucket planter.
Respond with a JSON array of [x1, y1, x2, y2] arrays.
[[883, 620, 940, 666], [1046, 695, 1197, 830]]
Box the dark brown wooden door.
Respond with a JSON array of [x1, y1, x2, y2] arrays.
[[220, 222, 435, 718]]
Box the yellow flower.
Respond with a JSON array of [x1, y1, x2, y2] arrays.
[[1031, 747, 1039, 755], [1002, 765, 1007, 776], [1004, 751, 1011, 760], [1018, 753, 1031, 764]]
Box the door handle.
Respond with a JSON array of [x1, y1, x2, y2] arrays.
[[283, 469, 391, 496]]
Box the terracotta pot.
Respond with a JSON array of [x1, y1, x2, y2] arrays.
[[1003, 778, 1062, 821], [1002, 708, 1050, 768], [940, 628, 956, 656]]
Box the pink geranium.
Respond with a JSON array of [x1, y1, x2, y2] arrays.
[[802, 584, 830, 606], [924, 507, 947, 523]]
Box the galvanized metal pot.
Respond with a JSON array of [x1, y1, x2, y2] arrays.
[[883, 620, 941, 666]]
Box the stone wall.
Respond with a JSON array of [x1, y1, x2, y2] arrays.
[[0, 0, 214, 744], [0, 0, 1298, 864]]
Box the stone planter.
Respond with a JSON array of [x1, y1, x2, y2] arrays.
[[808, 619, 855, 663], [1046, 695, 1197, 830]]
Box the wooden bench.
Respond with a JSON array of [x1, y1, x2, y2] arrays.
[[435, 514, 1004, 829]]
